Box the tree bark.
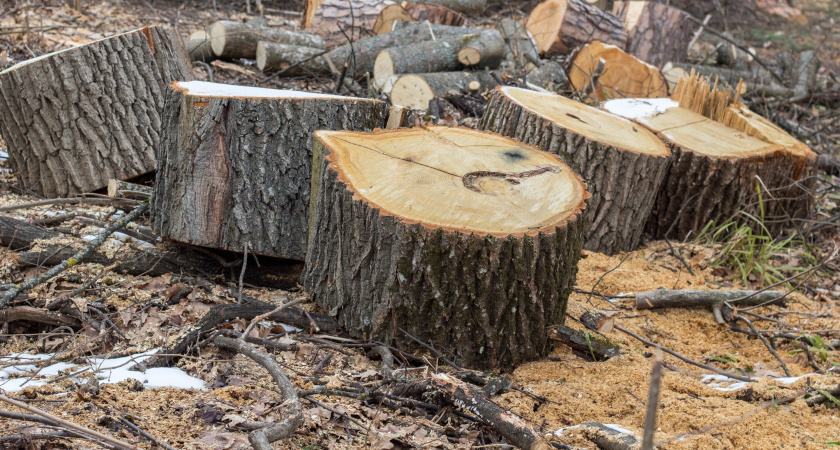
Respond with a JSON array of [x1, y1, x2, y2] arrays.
[[480, 86, 671, 254], [457, 29, 506, 67], [186, 29, 215, 62], [496, 18, 541, 66], [612, 1, 693, 68], [256, 41, 324, 72], [209, 20, 324, 60], [568, 40, 668, 101], [390, 71, 500, 110], [526, 0, 627, 56], [635, 289, 787, 309], [150, 81, 386, 261], [303, 126, 588, 370], [416, 0, 485, 15], [603, 99, 789, 240], [302, 0, 395, 48], [523, 60, 568, 90], [0, 26, 190, 198]]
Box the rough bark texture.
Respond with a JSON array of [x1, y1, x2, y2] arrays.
[[303, 133, 586, 370], [210, 20, 324, 60], [479, 87, 671, 254], [457, 29, 506, 68], [612, 1, 693, 68], [635, 289, 787, 309], [0, 26, 190, 198], [256, 41, 324, 72], [390, 71, 499, 109], [527, 0, 627, 56], [496, 18, 541, 66], [302, 0, 394, 48], [416, 0, 485, 14], [151, 83, 386, 261]]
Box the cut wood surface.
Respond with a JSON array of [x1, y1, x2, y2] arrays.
[[302, 0, 394, 47], [0, 26, 190, 198], [390, 71, 499, 109], [612, 1, 693, 68], [256, 41, 324, 72], [150, 81, 386, 260], [373, 2, 466, 34], [209, 20, 324, 60], [186, 29, 214, 62], [526, 0, 627, 56], [480, 86, 671, 254], [303, 126, 588, 369], [568, 40, 668, 101], [457, 29, 506, 67], [604, 98, 787, 240]]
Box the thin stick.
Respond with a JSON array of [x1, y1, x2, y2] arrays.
[[733, 314, 791, 377], [237, 242, 249, 305], [118, 415, 177, 450], [641, 353, 663, 450], [0, 395, 137, 449], [1, 201, 150, 308], [239, 298, 305, 341], [0, 197, 135, 213]]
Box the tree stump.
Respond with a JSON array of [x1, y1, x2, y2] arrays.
[[568, 40, 668, 101], [303, 126, 589, 369], [479, 86, 671, 254], [603, 98, 788, 240], [526, 0, 627, 56], [150, 81, 386, 261], [612, 1, 693, 68], [0, 26, 190, 198]]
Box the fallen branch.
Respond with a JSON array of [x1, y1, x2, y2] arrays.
[[548, 325, 620, 361], [0, 306, 81, 328], [215, 336, 304, 449], [0, 197, 136, 213]]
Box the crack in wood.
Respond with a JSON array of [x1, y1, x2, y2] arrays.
[[462, 165, 561, 195]]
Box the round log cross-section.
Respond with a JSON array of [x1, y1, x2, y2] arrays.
[[303, 126, 589, 370], [150, 81, 386, 261], [480, 86, 671, 254], [0, 26, 190, 198], [603, 98, 788, 241]]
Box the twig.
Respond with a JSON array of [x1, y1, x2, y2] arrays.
[[118, 415, 176, 450], [369, 345, 395, 379], [732, 314, 791, 377], [664, 238, 696, 276], [687, 14, 711, 52], [641, 353, 663, 450], [1, 201, 150, 308], [239, 298, 305, 341], [237, 242, 249, 305]]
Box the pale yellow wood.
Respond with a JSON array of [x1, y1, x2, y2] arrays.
[[501, 86, 669, 156], [568, 40, 668, 100], [526, 0, 567, 54], [315, 126, 587, 235]]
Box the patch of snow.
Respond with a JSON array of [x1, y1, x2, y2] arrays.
[[700, 374, 752, 391], [603, 98, 678, 120], [0, 149, 8, 161], [774, 374, 816, 384], [176, 80, 364, 101]]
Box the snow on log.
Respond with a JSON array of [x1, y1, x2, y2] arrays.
[[150, 81, 386, 260], [612, 1, 693, 68], [0, 26, 190, 198], [209, 20, 324, 60], [526, 0, 627, 56], [390, 71, 499, 109], [568, 40, 668, 101], [480, 86, 671, 254], [303, 126, 588, 369]]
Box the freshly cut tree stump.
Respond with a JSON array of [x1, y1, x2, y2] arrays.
[[186, 29, 214, 62], [390, 71, 499, 109], [302, 0, 395, 47], [303, 126, 589, 369], [209, 20, 324, 60], [603, 98, 787, 240], [256, 41, 324, 72], [526, 0, 627, 56], [568, 40, 668, 101], [0, 26, 190, 198], [612, 1, 693, 68], [479, 86, 670, 254], [373, 2, 466, 34], [150, 81, 386, 260]]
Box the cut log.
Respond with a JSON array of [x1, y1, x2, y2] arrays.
[[612, 1, 693, 68], [636, 289, 787, 310], [302, 0, 394, 48], [496, 18, 540, 66], [479, 86, 671, 254], [209, 20, 324, 60], [416, 0, 485, 15], [390, 71, 500, 109], [107, 179, 152, 199], [526, 0, 627, 56], [150, 81, 386, 261], [603, 98, 788, 240], [568, 40, 668, 101], [373, 31, 503, 89], [256, 41, 324, 72], [523, 60, 569, 90], [0, 26, 190, 198], [373, 2, 466, 35], [303, 126, 589, 369], [186, 29, 215, 62]]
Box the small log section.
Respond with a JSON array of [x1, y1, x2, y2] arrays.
[[390, 71, 499, 109], [418, 0, 486, 15], [526, 0, 627, 56], [151, 81, 386, 261], [373, 2, 466, 35], [479, 86, 671, 254], [603, 98, 787, 240], [303, 126, 589, 369], [210, 20, 324, 60], [256, 42, 324, 72], [612, 1, 693, 68], [302, 0, 394, 48], [568, 40, 668, 101], [186, 29, 214, 62], [0, 26, 190, 198]]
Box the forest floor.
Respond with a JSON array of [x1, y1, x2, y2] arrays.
[[1, 1, 840, 449]]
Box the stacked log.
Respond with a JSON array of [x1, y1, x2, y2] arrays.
[[568, 40, 668, 101], [480, 86, 671, 254], [302, 0, 395, 47], [612, 1, 693, 68], [209, 20, 324, 60], [150, 81, 386, 260], [390, 71, 499, 109], [185, 29, 214, 62], [373, 2, 466, 35], [303, 126, 588, 369], [526, 0, 627, 56], [0, 26, 190, 198]]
